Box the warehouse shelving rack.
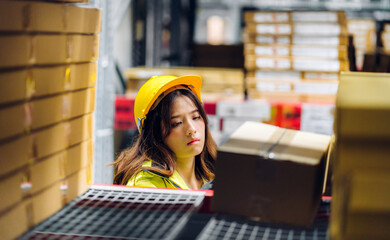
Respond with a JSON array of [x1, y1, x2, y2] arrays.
[[19, 185, 330, 240]]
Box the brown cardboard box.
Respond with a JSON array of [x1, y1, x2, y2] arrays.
[[64, 168, 89, 204], [244, 44, 348, 60], [248, 90, 302, 102], [0, 88, 95, 141], [244, 12, 290, 23], [66, 139, 93, 176], [30, 152, 65, 194], [0, 63, 97, 106], [0, 1, 100, 34], [245, 55, 348, 72], [68, 88, 96, 118], [291, 11, 346, 23], [0, 114, 92, 178], [0, 171, 25, 212], [33, 121, 69, 159], [0, 136, 32, 178], [33, 113, 92, 159], [0, 199, 32, 240], [212, 122, 330, 227], [67, 5, 101, 34], [331, 170, 390, 240], [0, 138, 92, 212], [333, 140, 390, 174], [69, 113, 93, 146], [72, 35, 100, 63], [335, 72, 390, 140], [0, 34, 99, 69], [32, 181, 63, 225], [0, 103, 27, 141]]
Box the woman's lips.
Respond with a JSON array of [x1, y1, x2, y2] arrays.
[[187, 138, 200, 145]]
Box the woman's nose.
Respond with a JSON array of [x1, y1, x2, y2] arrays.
[[186, 121, 196, 136]]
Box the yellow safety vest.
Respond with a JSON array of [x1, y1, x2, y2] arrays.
[[127, 160, 190, 189]]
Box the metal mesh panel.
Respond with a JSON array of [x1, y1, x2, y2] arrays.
[[20, 186, 205, 240], [196, 200, 330, 240]]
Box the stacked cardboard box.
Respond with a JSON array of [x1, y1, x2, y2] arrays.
[[347, 18, 376, 71], [330, 72, 390, 240], [125, 66, 245, 101], [212, 122, 331, 227], [0, 1, 100, 239], [243, 11, 349, 104]]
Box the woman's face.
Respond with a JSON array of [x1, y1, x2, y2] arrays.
[[163, 95, 205, 160]]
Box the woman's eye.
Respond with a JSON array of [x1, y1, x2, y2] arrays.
[[193, 116, 201, 120], [171, 122, 182, 127]]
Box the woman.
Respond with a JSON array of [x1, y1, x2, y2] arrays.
[[112, 75, 217, 189]]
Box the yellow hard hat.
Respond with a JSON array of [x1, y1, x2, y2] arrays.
[[134, 75, 202, 132]]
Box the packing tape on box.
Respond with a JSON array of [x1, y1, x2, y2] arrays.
[[65, 66, 71, 90], [29, 35, 36, 64], [260, 128, 296, 159], [26, 69, 35, 98], [23, 103, 32, 134], [59, 151, 67, 179], [66, 36, 72, 63], [62, 94, 70, 119], [65, 122, 71, 147]]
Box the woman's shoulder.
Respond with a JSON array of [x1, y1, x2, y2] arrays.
[[127, 169, 168, 188]]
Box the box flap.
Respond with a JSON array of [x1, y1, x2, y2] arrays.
[[219, 121, 330, 165]]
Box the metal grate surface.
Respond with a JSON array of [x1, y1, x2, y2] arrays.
[[196, 200, 330, 240], [20, 185, 205, 240]]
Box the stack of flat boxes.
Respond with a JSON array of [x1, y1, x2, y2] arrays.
[[347, 18, 376, 71], [330, 72, 390, 240], [0, 1, 100, 239], [243, 11, 349, 104], [125, 66, 245, 101]]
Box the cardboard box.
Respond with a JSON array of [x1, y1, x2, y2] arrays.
[[69, 113, 93, 146], [216, 100, 271, 119], [331, 170, 390, 240], [294, 22, 347, 36], [335, 72, 390, 140], [0, 139, 92, 212], [0, 34, 99, 69], [0, 199, 32, 240], [33, 113, 93, 159], [333, 140, 390, 174], [0, 88, 95, 141], [0, 136, 32, 178], [242, 33, 291, 45], [245, 23, 292, 35], [0, 171, 25, 212], [0, 1, 100, 34], [66, 139, 93, 176], [0, 63, 97, 106], [292, 11, 346, 23], [32, 181, 63, 225], [63, 168, 89, 204], [301, 103, 335, 135], [30, 152, 65, 194], [244, 44, 347, 60], [292, 35, 348, 46], [244, 12, 290, 23], [212, 122, 330, 226]]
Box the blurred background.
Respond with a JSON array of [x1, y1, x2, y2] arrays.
[[100, 0, 390, 184]]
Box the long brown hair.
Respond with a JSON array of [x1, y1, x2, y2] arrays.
[[112, 88, 217, 185]]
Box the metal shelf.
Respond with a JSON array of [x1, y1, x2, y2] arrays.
[[19, 185, 330, 240]]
